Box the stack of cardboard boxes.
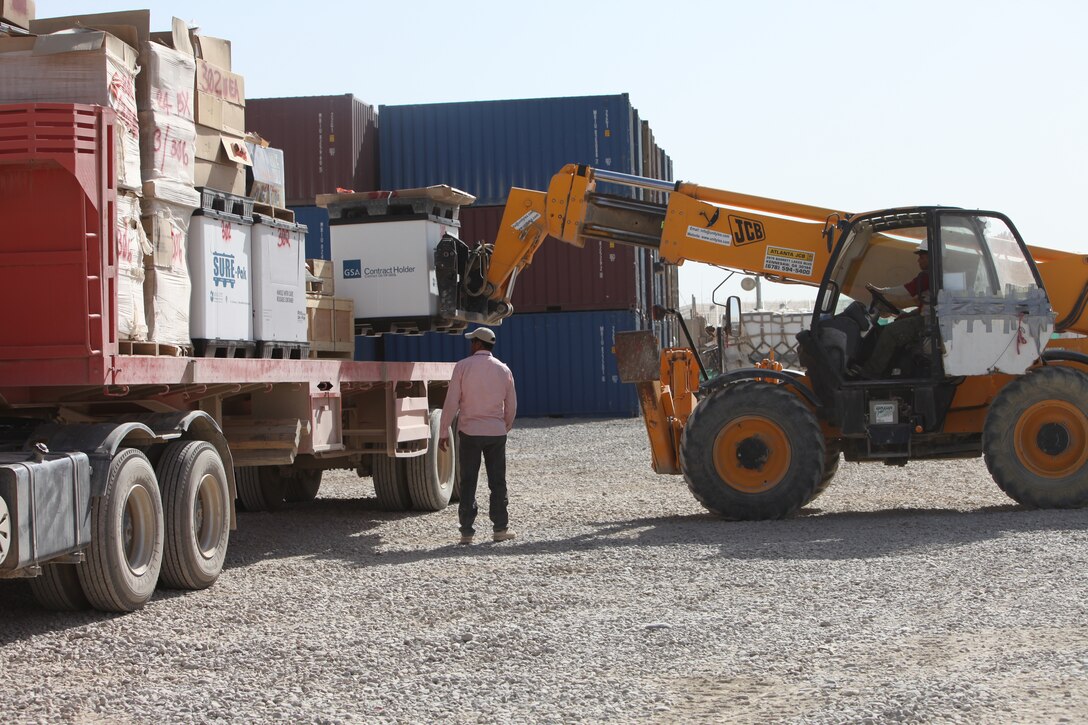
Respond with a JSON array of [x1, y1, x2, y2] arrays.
[[0, 8, 327, 357], [2, 10, 260, 351], [0, 18, 150, 341], [192, 34, 250, 196]]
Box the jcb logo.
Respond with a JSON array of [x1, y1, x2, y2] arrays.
[[728, 215, 766, 246]]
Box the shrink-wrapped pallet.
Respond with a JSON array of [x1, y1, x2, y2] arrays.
[[137, 41, 196, 186], [142, 194, 198, 346], [0, 30, 142, 190], [116, 192, 151, 341]]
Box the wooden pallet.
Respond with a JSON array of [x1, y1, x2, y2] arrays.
[[307, 341, 354, 360], [253, 202, 295, 223], [118, 340, 191, 357]]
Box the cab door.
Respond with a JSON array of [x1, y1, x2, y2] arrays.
[[934, 212, 1055, 376]]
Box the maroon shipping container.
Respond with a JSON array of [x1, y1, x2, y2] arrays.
[[246, 94, 379, 206], [460, 205, 652, 315]]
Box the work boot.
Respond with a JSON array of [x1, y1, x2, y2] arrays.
[[492, 529, 516, 542], [458, 534, 474, 545]]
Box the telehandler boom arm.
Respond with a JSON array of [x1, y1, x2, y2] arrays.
[[480, 163, 1088, 337]]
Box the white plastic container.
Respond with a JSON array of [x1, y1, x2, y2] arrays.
[[331, 217, 453, 332], [251, 213, 308, 343], [188, 198, 253, 343]]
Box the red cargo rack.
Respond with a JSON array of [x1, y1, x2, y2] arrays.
[[0, 104, 117, 385]]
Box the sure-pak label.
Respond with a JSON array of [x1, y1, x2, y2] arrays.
[[686, 225, 733, 246], [763, 246, 816, 276]]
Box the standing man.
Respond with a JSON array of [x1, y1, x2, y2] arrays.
[[439, 327, 517, 545]]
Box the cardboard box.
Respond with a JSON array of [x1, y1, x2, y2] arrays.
[[191, 33, 231, 70], [194, 158, 246, 196], [138, 40, 196, 118], [140, 110, 196, 184], [194, 58, 245, 134], [1, 0, 34, 30], [0, 29, 142, 189], [307, 259, 335, 296]]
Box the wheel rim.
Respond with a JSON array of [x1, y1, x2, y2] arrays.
[[122, 484, 156, 576], [194, 472, 226, 559], [713, 415, 792, 493], [1014, 400, 1088, 479], [0, 496, 10, 565]]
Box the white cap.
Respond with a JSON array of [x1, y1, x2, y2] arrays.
[[915, 239, 929, 254], [465, 327, 496, 344]]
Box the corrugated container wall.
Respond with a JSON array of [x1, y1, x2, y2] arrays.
[[290, 205, 331, 260], [246, 95, 379, 206], [378, 94, 640, 206], [355, 311, 640, 417], [460, 206, 650, 315]]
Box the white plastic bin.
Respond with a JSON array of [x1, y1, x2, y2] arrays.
[[188, 190, 253, 344], [251, 213, 308, 343]]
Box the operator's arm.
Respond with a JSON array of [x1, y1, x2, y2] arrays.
[[871, 284, 916, 310]]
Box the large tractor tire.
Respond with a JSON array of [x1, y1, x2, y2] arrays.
[[680, 382, 825, 520], [29, 563, 90, 611], [406, 410, 457, 512], [284, 470, 323, 503], [372, 454, 412, 511], [78, 448, 164, 612], [156, 441, 231, 590], [984, 366, 1088, 508], [235, 466, 286, 512], [808, 443, 842, 504]]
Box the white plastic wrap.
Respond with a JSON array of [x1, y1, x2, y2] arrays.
[[137, 41, 196, 120], [139, 110, 196, 185], [0, 32, 141, 189], [141, 198, 195, 345], [116, 192, 151, 341]]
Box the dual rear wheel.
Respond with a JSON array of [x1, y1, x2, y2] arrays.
[[30, 441, 231, 613]]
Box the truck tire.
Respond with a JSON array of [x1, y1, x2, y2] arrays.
[[680, 382, 824, 520], [235, 466, 286, 512], [284, 470, 322, 503], [372, 454, 412, 511], [984, 366, 1088, 508], [406, 410, 456, 511], [29, 564, 90, 611], [156, 441, 230, 590], [77, 448, 164, 612]]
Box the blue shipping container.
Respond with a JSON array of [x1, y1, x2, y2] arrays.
[[290, 206, 331, 260], [356, 310, 642, 418], [378, 94, 639, 206]]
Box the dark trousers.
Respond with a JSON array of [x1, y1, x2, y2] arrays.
[[458, 433, 508, 536], [862, 314, 926, 377]]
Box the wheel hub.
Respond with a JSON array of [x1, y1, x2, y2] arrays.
[[1014, 400, 1088, 479], [712, 415, 792, 494], [1036, 422, 1070, 457], [735, 436, 771, 471]]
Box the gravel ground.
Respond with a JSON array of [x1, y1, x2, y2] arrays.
[[2, 417, 1087, 724]]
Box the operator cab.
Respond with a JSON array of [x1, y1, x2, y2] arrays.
[[798, 207, 1054, 441]]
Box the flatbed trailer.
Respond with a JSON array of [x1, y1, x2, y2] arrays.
[[0, 104, 459, 612]]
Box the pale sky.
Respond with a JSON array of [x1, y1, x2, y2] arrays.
[[43, 1, 1088, 309]]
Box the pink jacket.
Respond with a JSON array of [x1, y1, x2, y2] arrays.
[[439, 351, 517, 437]]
